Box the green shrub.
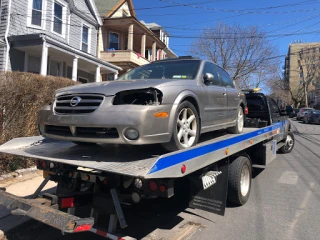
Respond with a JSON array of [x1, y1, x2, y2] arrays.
[[0, 72, 79, 174]]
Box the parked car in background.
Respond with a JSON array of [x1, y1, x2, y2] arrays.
[[39, 57, 246, 151], [289, 108, 299, 118], [303, 110, 320, 124], [297, 108, 313, 121], [285, 105, 294, 117]]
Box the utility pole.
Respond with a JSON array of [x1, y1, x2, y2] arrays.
[[303, 75, 308, 107]]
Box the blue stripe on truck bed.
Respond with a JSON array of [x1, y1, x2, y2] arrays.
[[148, 121, 285, 174]]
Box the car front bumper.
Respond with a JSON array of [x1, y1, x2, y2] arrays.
[[39, 99, 174, 145]]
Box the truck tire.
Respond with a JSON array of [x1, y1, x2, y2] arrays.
[[227, 156, 252, 206], [278, 132, 295, 154], [162, 101, 200, 152], [228, 107, 244, 134]]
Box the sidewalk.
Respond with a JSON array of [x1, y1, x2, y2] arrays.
[[0, 172, 57, 231]]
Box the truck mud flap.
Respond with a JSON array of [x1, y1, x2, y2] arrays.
[[189, 159, 229, 216], [0, 190, 94, 233]]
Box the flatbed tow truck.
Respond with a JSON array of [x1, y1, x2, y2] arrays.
[[0, 90, 295, 240]]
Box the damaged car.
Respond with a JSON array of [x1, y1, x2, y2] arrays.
[[39, 57, 246, 151]]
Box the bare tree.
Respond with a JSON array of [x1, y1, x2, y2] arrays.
[[272, 48, 319, 107], [190, 23, 280, 88]]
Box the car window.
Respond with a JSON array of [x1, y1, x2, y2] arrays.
[[246, 96, 267, 111], [202, 62, 221, 86], [117, 60, 200, 80], [268, 98, 280, 114], [215, 66, 235, 88]]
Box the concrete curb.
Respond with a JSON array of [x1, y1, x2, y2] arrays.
[[0, 166, 37, 181]]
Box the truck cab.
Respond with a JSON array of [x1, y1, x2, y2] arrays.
[[243, 89, 291, 144]]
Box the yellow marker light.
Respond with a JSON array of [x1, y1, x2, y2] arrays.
[[225, 148, 229, 155], [250, 140, 253, 144], [265, 133, 269, 137], [253, 88, 262, 92], [154, 112, 169, 118]]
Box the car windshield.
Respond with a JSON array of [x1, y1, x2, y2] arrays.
[[117, 60, 200, 81]]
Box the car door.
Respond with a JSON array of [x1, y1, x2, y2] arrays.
[[201, 62, 227, 126], [215, 66, 240, 122]]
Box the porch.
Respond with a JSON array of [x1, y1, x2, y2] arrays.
[[9, 34, 121, 83], [99, 17, 166, 74]]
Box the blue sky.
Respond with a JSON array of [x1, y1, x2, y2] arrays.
[[134, 0, 320, 67]]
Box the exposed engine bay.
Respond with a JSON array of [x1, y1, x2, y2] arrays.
[[113, 88, 163, 105]]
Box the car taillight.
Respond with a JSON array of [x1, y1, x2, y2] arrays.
[[245, 107, 249, 115]]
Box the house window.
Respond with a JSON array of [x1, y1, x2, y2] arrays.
[[31, 0, 42, 26], [82, 25, 89, 53], [53, 2, 63, 34], [49, 60, 61, 76], [109, 32, 119, 50], [78, 77, 88, 84], [28, 56, 41, 73]]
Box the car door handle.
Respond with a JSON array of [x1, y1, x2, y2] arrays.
[[222, 92, 227, 96]]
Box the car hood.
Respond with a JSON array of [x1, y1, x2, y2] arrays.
[[55, 79, 194, 96]]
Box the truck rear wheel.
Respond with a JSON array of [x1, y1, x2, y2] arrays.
[[227, 156, 252, 206], [278, 132, 294, 154]]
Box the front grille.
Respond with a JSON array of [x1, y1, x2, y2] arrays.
[[54, 94, 104, 114], [45, 125, 119, 139], [77, 127, 119, 138], [46, 125, 72, 136]]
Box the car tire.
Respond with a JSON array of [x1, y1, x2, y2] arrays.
[[162, 101, 200, 152], [278, 132, 295, 154], [72, 141, 97, 146], [227, 156, 252, 206], [228, 107, 244, 134]]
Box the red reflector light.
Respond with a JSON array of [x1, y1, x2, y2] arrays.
[[160, 185, 166, 193], [74, 224, 92, 232], [181, 164, 187, 174], [41, 161, 47, 169], [245, 107, 249, 115], [61, 197, 74, 209], [149, 180, 158, 192]]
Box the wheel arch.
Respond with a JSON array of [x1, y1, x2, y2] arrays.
[[167, 91, 202, 139]]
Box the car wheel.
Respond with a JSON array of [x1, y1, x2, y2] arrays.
[[228, 107, 244, 134], [278, 132, 295, 154], [162, 101, 200, 152]]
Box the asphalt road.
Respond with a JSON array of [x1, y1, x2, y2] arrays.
[[2, 119, 320, 240]]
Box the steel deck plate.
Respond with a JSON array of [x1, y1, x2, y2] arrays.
[[0, 127, 277, 178]]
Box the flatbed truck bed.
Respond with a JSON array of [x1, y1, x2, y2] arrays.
[[0, 125, 282, 179]]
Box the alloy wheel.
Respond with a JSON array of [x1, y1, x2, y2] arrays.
[[176, 108, 197, 148]]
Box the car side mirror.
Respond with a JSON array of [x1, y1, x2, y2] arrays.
[[203, 73, 214, 85]]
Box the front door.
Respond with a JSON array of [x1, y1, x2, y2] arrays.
[[215, 66, 240, 122], [201, 62, 227, 126]]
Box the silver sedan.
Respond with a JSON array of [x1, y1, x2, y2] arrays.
[[39, 57, 246, 151]]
